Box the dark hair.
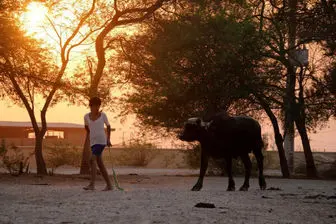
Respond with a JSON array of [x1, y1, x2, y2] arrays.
[[89, 97, 101, 106]]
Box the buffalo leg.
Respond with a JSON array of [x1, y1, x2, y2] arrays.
[[254, 150, 266, 190], [239, 153, 251, 191], [225, 157, 235, 191], [191, 151, 208, 191]]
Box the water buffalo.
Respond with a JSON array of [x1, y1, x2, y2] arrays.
[[178, 113, 266, 191]]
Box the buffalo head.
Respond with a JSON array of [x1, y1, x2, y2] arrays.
[[178, 117, 212, 142]]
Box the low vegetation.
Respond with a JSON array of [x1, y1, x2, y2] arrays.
[[115, 139, 158, 167], [44, 141, 82, 175], [0, 140, 32, 176]]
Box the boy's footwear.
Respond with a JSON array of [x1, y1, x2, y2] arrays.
[[83, 185, 95, 190], [102, 185, 113, 191]]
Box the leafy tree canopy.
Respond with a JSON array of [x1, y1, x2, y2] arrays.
[[119, 7, 265, 131], [0, 0, 56, 104]]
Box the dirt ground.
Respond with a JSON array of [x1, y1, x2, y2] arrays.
[[0, 173, 335, 224]]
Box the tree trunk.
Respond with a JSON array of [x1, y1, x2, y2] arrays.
[[283, 119, 295, 174], [254, 94, 290, 177], [273, 125, 290, 178], [284, 0, 298, 175], [80, 19, 108, 174], [79, 31, 105, 174], [79, 1, 166, 173], [284, 64, 296, 175], [35, 136, 47, 175], [80, 134, 91, 175], [295, 68, 318, 178], [295, 117, 318, 178]]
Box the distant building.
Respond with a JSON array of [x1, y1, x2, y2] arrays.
[[0, 121, 86, 147]]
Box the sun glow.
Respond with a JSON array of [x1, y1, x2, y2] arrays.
[[21, 2, 48, 35]]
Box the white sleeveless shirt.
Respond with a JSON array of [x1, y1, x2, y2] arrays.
[[84, 112, 110, 146]]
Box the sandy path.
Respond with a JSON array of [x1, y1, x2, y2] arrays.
[[0, 174, 335, 224]]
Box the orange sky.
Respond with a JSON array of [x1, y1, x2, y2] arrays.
[[1, 99, 336, 151]]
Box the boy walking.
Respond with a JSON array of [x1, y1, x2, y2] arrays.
[[83, 97, 113, 191]]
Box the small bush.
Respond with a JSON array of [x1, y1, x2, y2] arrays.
[[295, 159, 336, 179], [163, 153, 177, 168], [45, 141, 82, 173], [116, 139, 157, 167], [0, 140, 32, 176], [184, 145, 201, 169], [320, 160, 336, 179], [294, 163, 306, 175]]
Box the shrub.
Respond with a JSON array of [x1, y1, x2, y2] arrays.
[[45, 141, 82, 173], [184, 145, 201, 169], [295, 157, 336, 179], [0, 139, 32, 176], [116, 139, 158, 167], [320, 160, 336, 179], [163, 153, 177, 168]]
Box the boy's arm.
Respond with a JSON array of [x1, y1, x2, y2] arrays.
[[84, 115, 89, 133], [84, 115, 90, 136], [102, 113, 112, 147], [85, 125, 90, 134], [107, 125, 112, 147]]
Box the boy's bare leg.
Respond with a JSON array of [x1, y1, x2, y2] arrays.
[[97, 156, 112, 191], [84, 155, 97, 190]]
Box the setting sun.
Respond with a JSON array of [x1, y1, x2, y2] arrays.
[[21, 2, 48, 35]]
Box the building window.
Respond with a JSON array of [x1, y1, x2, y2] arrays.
[[28, 130, 64, 139]]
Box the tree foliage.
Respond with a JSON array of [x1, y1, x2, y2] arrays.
[[1, 0, 99, 174], [119, 6, 265, 130], [0, 1, 54, 102], [252, 0, 336, 128]]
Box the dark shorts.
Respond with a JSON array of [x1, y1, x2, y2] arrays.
[[91, 144, 106, 156]]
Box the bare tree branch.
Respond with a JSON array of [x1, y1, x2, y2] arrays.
[[46, 15, 63, 50]]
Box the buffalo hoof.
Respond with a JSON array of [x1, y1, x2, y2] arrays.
[[259, 176, 267, 190], [239, 185, 249, 191], [191, 185, 202, 191], [260, 184, 267, 190], [226, 186, 235, 191]]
